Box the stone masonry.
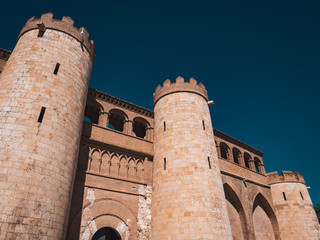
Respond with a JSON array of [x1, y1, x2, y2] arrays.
[[151, 77, 232, 239], [0, 13, 319, 240], [268, 171, 320, 240], [0, 13, 94, 239]]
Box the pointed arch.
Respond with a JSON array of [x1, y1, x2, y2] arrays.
[[100, 151, 110, 174], [109, 154, 119, 176], [252, 193, 280, 240], [223, 183, 248, 240], [128, 158, 136, 179], [119, 155, 128, 178], [136, 159, 144, 181], [90, 149, 101, 172]]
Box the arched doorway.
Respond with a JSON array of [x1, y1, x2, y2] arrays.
[[92, 227, 121, 240]]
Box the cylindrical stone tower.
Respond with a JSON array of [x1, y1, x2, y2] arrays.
[[151, 77, 232, 239], [268, 171, 320, 240], [0, 13, 95, 239]]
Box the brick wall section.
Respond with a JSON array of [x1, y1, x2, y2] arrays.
[[268, 171, 320, 240], [0, 14, 94, 239], [151, 77, 232, 240]]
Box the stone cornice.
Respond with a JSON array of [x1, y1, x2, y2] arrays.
[[88, 88, 154, 118], [214, 129, 264, 157]]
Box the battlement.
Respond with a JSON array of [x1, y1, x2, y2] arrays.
[[0, 49, 11, 61], [267, 171, 305, 185], [18, 13, 95, 60], [153, 76, 208, 106]]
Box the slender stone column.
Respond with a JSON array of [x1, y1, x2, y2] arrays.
[[98, 112, 109, 128], [146, 127, 154, 141], [216, 142, 221, 158], [239, 154, 245, 167], [258, 163, 266, 174], [248, 159, 255, 171], [124, 119, 133, 135]]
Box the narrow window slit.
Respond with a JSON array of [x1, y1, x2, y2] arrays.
[[53, 63, 60, 75], [202, 120, 205, 130], [300, 191, 304, 200], [164, 121, 166, 132], [282, 192, 287, 201], [38, 107, 46, 123], [164, 158, 166, 170], [37, 31, 45, 37], [207, 156, 211, 169]]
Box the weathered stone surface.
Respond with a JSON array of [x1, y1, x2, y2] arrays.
[[0, 17, 93, 239], [268, 171, 320, 240], [1, 13, 319, 240], [151, 78, 233, 239]]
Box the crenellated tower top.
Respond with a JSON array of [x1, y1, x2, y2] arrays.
[[18, 13, 95, 60], [267, 171, 306, 185], [153, 76, 208, 106]]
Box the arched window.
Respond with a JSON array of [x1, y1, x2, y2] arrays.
[[244, 152, 251, 169], [84, 105, 100, 124], [254, 157, 261, 172], [232, 148, 241, 165], [92, 227, 121, 240], [132, 117, 149, 139], [220, 142, 230, 160], [108, 109, 127, 132]]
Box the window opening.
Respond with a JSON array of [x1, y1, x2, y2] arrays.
[[300, 191, 304, 200], [38, 107, 46, 123], [207, 156, 211, 169], [282, 192, 287, 201], [37, 31, 44, 37], [164, 121, 166, 131], [53, 63, 60, 75], [202, 120, 205, 130], [164, 158, 166, 170]]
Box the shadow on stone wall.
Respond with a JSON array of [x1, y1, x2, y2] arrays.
[[66, 122, 92, 240]]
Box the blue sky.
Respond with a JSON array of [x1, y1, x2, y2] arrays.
[[1, 0, 319, 204]]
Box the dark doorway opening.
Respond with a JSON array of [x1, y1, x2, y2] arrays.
[[92, 227, 121, 240]]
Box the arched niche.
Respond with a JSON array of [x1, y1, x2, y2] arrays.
[[108, 108, 128, 132], [252, 193, 280, 240], [223, 183, 247, 240], [132, 117, 150, 139], [254, 157, 261, 172], [244, 152, 251, 169], [232, 147, 241, 165], [220, 142, 230, 160], [85, 104, 102, 124]]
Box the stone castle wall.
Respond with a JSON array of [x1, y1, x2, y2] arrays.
[[151, 77, 232, 239], [0, 13, 94, 239], [268, 171, 320, 240], [0, 13, 318, 240]]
